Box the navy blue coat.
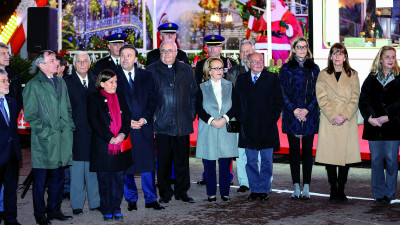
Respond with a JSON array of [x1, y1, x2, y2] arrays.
[[279, 58, 320, 136], [0, 96, 21, 166], [64, 71, 97, 161], [235, 69, 284, 150], [116, 67, 157, 174]]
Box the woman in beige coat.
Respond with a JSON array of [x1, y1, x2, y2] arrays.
[[315, 43, 361, 203]]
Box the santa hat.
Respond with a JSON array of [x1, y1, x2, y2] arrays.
[[272, 0, 289, 10]]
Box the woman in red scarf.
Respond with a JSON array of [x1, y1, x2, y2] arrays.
[[87, 69, 132, 221]]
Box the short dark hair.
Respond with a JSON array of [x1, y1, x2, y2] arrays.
[[56, 55, 67, 66], [0, 42, 8, 50], [95, 69, 116, 90], [0, 68, 8, 75], [119, 44, 138, 57]]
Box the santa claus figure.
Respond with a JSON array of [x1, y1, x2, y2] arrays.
[[247, 0, 303, 63]]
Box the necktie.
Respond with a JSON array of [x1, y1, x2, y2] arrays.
[[83, 80, 88, 89], [116, 59, 119, 66], [253, 75, 258, 84], [128, 72, 133, 89], [0, 98, 9, 126]]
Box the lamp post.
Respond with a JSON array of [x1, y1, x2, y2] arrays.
[[210, 3, 233, 36]]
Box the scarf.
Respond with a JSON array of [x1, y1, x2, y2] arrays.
[[377, 69, 395, 87], [294, 56, 307, 67], [100, 89, 122, 155]]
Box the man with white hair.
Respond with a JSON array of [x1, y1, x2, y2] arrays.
[[64, 52, 100, 215], [146, 41, 197, 204]]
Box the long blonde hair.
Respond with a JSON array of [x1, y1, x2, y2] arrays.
[[288, 36, 312, 61], [370, 46, 400, 76]]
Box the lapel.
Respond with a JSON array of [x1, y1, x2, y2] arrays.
[[0, 98, 9, 126], [156, 60, 175, 86], [37, 71, 58, 100], [7, 97, 16, 127], [325, 69, 350, 98], [71, 72, 87, 95], [220, 78, 231, 114], [204, 80, 218, 106]]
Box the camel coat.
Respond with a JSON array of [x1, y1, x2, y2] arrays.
[[315, 69, 361, 166]]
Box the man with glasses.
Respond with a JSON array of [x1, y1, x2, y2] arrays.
[[195, 35, 237, 86], [146, 22, 189, 67], [23, 50, 75, 225], [0, 68, 22, 225], [235, 52, 283, 201], [147, 41, 197, 204], [93, 33, 126, 77]]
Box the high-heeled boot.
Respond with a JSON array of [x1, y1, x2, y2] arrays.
[[291, 183, 300, 199]]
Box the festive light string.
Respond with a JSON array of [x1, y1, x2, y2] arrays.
[[0, 14, 19, 44]]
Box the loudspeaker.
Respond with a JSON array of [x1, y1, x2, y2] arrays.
[[27, 7, 58, 52]]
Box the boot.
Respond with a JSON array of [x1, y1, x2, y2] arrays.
[[302, 184, 310, 200], [329, 183, 338, 203], [291, 183, 300, 199], [338, 184, 348, 202]]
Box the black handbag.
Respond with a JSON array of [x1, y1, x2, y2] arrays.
[[226, 121, 240, 133]]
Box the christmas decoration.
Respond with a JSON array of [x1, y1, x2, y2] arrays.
[[198, 0, 219, 11], [62, 12, 78, 50]]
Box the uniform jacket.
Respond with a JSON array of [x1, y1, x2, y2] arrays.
[[235, 69, 284, 150], [315, 69, 361, 166], [359, 73, 400, 140], [23, 71, 75, 169], [116, 67, 157, 174], [226, 62, 247, 87], [196, 78, 238, 160], [147, 59, 197, 136], [195, 56, 238, 86], [92, 55, 121, 77], [88, 91, 132, 172], [145, 48, 190, 67], [0, 96, 21, 166], [64, 71, 96, 161], [279, 58, 320, 135]]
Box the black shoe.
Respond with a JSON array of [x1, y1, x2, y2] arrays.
[[113, 213, 123, 221], [221, 196, 231, 202], [72, 209, 83, 215], [5, 222, 22, 225], [259, 193, 270, 201], [89, 207, 101, 212], [145, 201, 165, 210], [159, 196, 171, 204], [230, 180, 234, 185], [383, 196, 391, 204], [237, 186, 250, 193], [208, 196, 217, 202], [127, 202, 137, 211], [374, 198, 384, 204], [175, 194, 195, 203], [48, 212, 72, 221], [197, 178, 206, 185], [0, 211, 4, 224], [62, 192, 70, 200], [35, 217, 51, 225], [103, 215, 113, 222], [339, 192, 348, 203], [247, 193, 259, 200]]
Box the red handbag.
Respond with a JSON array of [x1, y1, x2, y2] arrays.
[[121, 134, 132, 152]]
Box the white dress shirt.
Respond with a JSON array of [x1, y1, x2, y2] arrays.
[[207, 79, 230, 125], [76, 73, 89, 86]]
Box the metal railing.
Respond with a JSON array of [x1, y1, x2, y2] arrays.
[[86, 15, 143, 32]]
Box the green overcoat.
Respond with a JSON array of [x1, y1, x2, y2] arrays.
[[23, 71, 75, 169]]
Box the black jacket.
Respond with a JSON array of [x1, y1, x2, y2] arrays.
[[359, 73, 400, 140], [64, 71, 97, 161], [226, 62, 247, 87], [146, 48, 190, 67], [88, 91, 132, 172], [147, 59, 197, 136], [235, 69, 284, 150], [92, 55, 121, 78], [195, 56, 238, 86], [0, 97, 21, 166], [5, 67, 23, 113]]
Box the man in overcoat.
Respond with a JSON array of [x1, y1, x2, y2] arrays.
[[147, 41, 197, 204], [23, 50, 75, 225], [116, 44, 164, 211], [92, 33, 126, 77], [0, 68, 22, 225], [235, 52, 284, 201], [64, 51, 100, 215]]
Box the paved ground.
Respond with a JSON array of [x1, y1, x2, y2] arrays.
[[12, 145, 400, 225]]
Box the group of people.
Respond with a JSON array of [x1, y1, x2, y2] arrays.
[[0, 20, 399, 225]]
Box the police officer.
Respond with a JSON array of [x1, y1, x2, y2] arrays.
[[92, 33, 126, 77], [145, 22, 189, 67]]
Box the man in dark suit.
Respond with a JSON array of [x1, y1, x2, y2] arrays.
[[0, 68, 22, 225], [92, 33, 126, 77], [64, 51, 100, 215], [147, 41, 197, 204], [235, 52, 284, 201], [194, 35, 237, 86], [116, 44, 164, 211], [145, 22, 189, 67]]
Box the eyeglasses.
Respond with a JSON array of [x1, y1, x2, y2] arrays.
[[160, 49, 176, 54], [250, 60, 263, 65], [0, 79, 11, 84], [295, 45, 308, 50], [211, 67, 224, 71]]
